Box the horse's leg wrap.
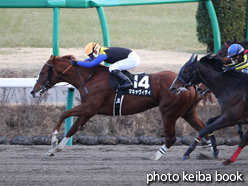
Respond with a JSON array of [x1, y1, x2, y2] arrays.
[[182, 136, 201, 161], [45, 137, 69, 156], [150, 144, 168, 160], [221, 146, 243, 166], [209, 132, 219, 158], [229, 146, 242, 163], [51, 130, 58, 148]]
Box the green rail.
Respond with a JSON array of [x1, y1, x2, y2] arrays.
[[0, 0, 221, 146], [104, 0, 211, 6]]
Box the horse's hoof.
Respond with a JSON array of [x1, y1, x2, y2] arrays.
[[221, 159, 231, 166], [150, 153, 162, 161], [212, 150, 219, 159], [45, 151, 54, 156], [181, 156, 190, 161]]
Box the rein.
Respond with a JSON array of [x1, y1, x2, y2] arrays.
[[190, 61, 228, 98], [224, 42, 229, 49], [75, 65, 96, 94], [50, 64, 73, 85], [194, 66, 225, 86]]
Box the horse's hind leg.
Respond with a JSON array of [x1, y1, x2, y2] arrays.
[[46, 116, 91, 156], [150, 116, 176, 160], [222, 129, 248, 166]]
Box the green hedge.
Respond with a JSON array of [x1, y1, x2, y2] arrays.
[[196, 0, 247, 52]]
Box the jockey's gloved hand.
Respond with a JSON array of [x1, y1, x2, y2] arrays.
[[223, 66, 235, 72], [71, 60, 78, 66]]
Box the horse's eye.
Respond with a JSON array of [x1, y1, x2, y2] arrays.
[[183, 69, 188, 74], [40, 72, 45, 76]]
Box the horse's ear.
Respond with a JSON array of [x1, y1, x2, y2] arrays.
[[189, 53, 194, 63], [192, 55, 198, 64], [50, 55, 53, 58]]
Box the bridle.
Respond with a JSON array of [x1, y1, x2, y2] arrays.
[[176, 61, 199, 89], [36, 57, 95, 94], [36, 62, 60, 93], [224, 42, 230, 49], [177, 60, 225, 89]]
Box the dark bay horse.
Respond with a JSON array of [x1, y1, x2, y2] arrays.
[[169, 54, 248, 166], [196, 39, 248, 139], [30, 55, 211, 159]]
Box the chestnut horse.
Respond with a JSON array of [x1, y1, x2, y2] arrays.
[[30, 55, 212, 159], [170, 54, 248, 166]]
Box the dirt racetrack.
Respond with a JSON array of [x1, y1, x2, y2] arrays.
[[0, 144, 247, 186], [0, 48, 247, 186]]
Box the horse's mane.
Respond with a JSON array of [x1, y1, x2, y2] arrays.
[[48, 55, 76, 63], [56, 55, 76, 61], [200, 54, 224, 72]]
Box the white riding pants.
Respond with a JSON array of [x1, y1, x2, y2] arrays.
[[109, 51, 140, 72]]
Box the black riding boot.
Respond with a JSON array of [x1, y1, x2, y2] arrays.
[[111, 69, 133, 89]]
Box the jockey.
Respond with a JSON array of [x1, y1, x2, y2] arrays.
[[71, 42, 140, 89], [224, 43, 248, 72]]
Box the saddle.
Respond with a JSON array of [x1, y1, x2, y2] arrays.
[[109, 70, 152, 116]]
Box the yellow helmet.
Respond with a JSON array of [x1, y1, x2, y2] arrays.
[[85, 42, 101, 57]]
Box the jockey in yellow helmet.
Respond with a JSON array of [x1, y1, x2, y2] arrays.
[[71, 42, 140, 89]]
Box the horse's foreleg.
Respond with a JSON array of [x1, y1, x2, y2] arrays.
[[49, 101, 95, 145], [150, 144, 168, 160], [52, 101, 94, 133], [205, 115, 222, 159], [182, 114, 235, 161], [45, 137, 69, 156], [51, 130, 58, 148], [65, 116, 92, 137], [237, 124, 244, 139], [46, 116, 92, 156], [181, 112, 219, 159], [150, 116, 176, 160], [222, 129, 248, 166]]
